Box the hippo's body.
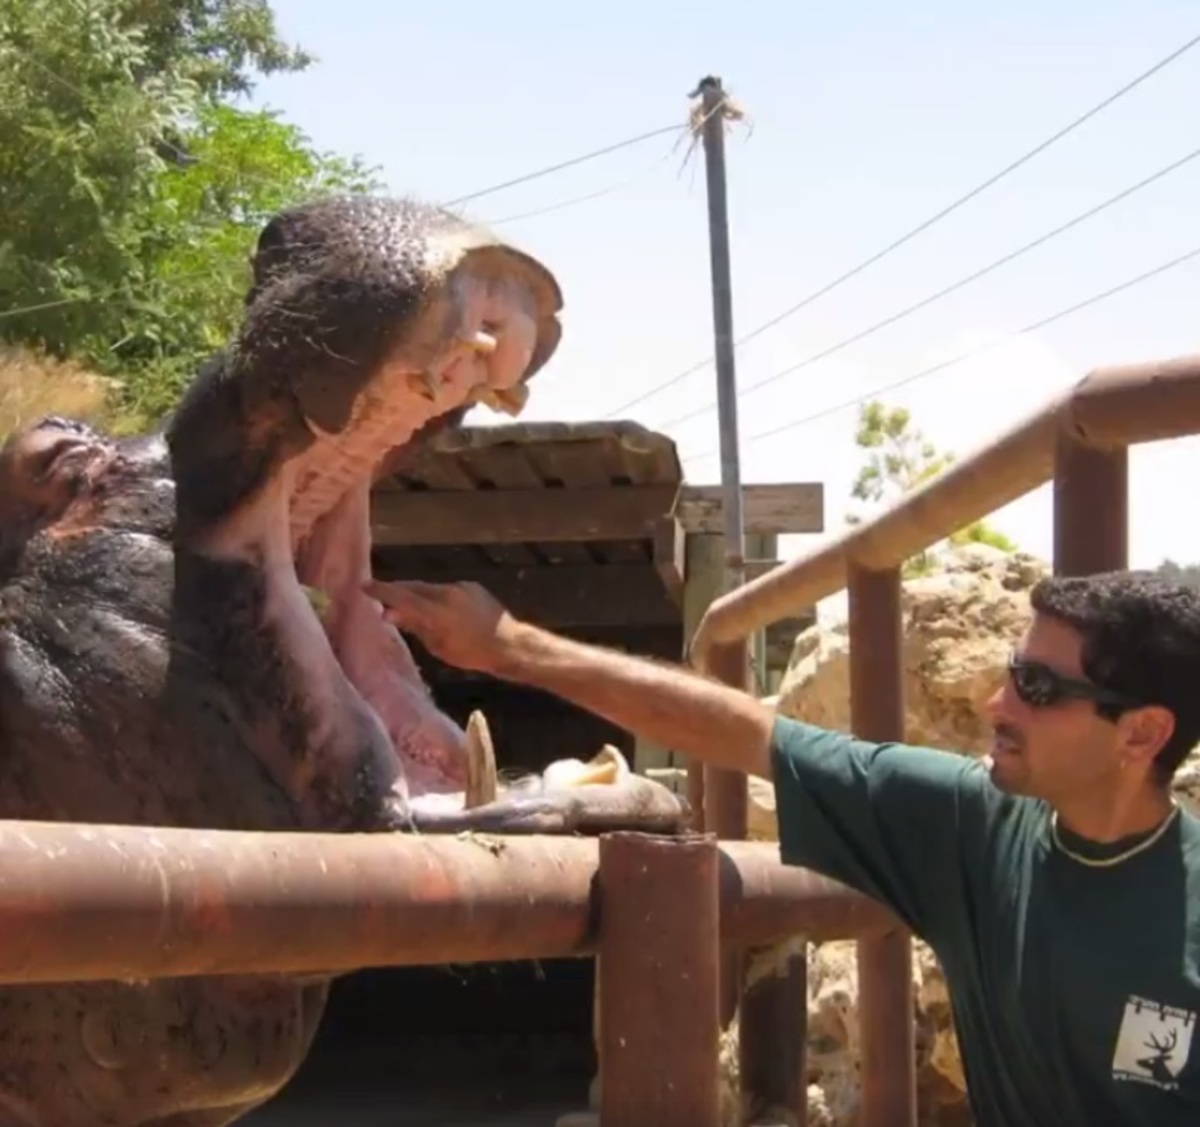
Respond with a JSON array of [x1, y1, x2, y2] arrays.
[[0, 195, 685, 1126]]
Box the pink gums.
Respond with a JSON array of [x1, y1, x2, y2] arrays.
[[286, 266, 544, 802]]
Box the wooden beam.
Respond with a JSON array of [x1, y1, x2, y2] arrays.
[[371, 485, 680, 546], [371, 561, 681, 629], [746, 558, 780, 580], [652, 518, 686, 604], [676, 483, 823, 535]]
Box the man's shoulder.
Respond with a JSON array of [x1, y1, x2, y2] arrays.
[[771, 712, 993, 789], [769, 712, 1043, 837]]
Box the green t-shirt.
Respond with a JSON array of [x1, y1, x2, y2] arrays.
[[770, 715, 1200, 1126]]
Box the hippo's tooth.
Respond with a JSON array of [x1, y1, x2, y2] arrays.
[[464, 710, 498, 809], [471, 330, 498, 354], [495, 383, 529, 416], [476, 383, 529, 418], [405, 371, 439, 401]]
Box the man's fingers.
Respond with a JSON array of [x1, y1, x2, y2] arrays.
[[364, 579, 443, 605], [362, 580, 444, 628]]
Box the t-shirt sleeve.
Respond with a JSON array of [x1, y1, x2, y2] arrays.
[[770, 713, 989, 941]]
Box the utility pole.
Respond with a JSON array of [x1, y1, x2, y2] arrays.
[[691, 74, 745, 593]]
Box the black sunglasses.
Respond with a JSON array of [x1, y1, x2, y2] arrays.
[[1006, 653, 1144, 711]]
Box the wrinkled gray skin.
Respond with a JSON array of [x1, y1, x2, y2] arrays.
[[0, 196, 686, 1127]]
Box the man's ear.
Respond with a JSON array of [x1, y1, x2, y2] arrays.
[[1117, 704, 1176, 770]]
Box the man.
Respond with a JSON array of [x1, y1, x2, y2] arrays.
[[365, 568, 1200, 1125]]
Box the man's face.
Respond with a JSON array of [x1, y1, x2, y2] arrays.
[[983, 613, 1126, 803]]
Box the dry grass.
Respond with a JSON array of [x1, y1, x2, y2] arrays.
[[0, 345, 127, 443]]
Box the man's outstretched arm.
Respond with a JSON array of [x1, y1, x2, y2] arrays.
[[365, 579, 775, 779]]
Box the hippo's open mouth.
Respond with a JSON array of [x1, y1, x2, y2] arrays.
[[238, 206, 568, 820]]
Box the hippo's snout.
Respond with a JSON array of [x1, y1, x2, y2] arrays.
[[232, 195, 562, 442]]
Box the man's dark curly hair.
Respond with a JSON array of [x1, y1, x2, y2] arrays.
[[1030, 569, 1200, 783]]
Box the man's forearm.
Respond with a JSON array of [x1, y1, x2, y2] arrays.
[[490, 622, 775, 779]]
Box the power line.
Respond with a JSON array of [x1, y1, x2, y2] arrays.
[[0, 126, 690, 324], [662, 141, 1200, 430], [443, 123, 688, 208], [2, 44, 698, 322], [5, 40, 688, 220], [683, 241, 1200, 463], [603, 29, 1200, 420]]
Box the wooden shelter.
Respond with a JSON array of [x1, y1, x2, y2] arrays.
[[369, 419, 825, 777]]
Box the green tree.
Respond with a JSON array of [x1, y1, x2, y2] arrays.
[[114, 0, 313, 102], [0, 0, 198, 357], [846, 399, 1018, 576], [110, 100, 381, 424], [1, 0, 381, 428]]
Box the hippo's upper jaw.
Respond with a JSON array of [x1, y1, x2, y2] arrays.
[[154, 195, 566, 829]]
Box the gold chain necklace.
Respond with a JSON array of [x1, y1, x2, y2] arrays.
[[1050, 800, 1180, 868]]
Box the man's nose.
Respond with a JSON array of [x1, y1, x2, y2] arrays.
[[985, 674, 1014, 722]]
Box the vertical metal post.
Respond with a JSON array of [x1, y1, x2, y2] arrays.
[[692, 73, 752, 1039], [848, 562, 917, 1127], [738, 949, 809, 1126], [692, 73, 746, 593], [1053, 430, 1129, 575], [694, 71, 750, 844], [599, 831, 721, 1127]]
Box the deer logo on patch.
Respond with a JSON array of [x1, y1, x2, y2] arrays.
[[1112, 995, 1196, 1091]]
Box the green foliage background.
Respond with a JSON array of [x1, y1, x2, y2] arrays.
[[0, 0, 380, 431]]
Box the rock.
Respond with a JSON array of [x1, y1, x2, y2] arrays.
[[776, 545, 1049, 756]]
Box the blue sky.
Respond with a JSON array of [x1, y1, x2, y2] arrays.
[[247, 1, 1200, 576]]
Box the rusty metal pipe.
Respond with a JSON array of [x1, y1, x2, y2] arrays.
[[599, 831, 721, 1127], [692, 351, 1200, 653], [694, 399, 1063, 650], [703, 639, 750, 842], [738, 944, 808, 1126], [703, 636, 752, 1027], [849, 564, 918, 1127], [1053, 430, 1129, 576], [1066, 353, 1200, 448], [0, 821, 897, 986]]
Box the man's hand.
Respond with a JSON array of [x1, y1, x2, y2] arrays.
[[364, 580, 520, 674], [366, 577, 775, 779]]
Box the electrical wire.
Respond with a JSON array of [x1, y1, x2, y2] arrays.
[[683, 241, 1200, 463], [4, 41, 689, 222], [603, 29, 1200, 420], [661, 141, 1200, 430], [443, 123, 688, 208], [1, 42, 698, 322]]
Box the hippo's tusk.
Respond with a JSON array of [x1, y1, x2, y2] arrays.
[[464, 710, 498, 809]]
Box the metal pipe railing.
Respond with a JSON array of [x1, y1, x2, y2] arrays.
[[692, 353, 1200, 651], [0, 820, 896, 986]]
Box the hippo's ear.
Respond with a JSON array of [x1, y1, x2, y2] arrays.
[[291, 366, 361, 436]]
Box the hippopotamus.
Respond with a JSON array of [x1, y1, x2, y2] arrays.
[[0, 195, 686, 1127]]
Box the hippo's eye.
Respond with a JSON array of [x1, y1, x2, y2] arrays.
[[28, 437, 86, 484]]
